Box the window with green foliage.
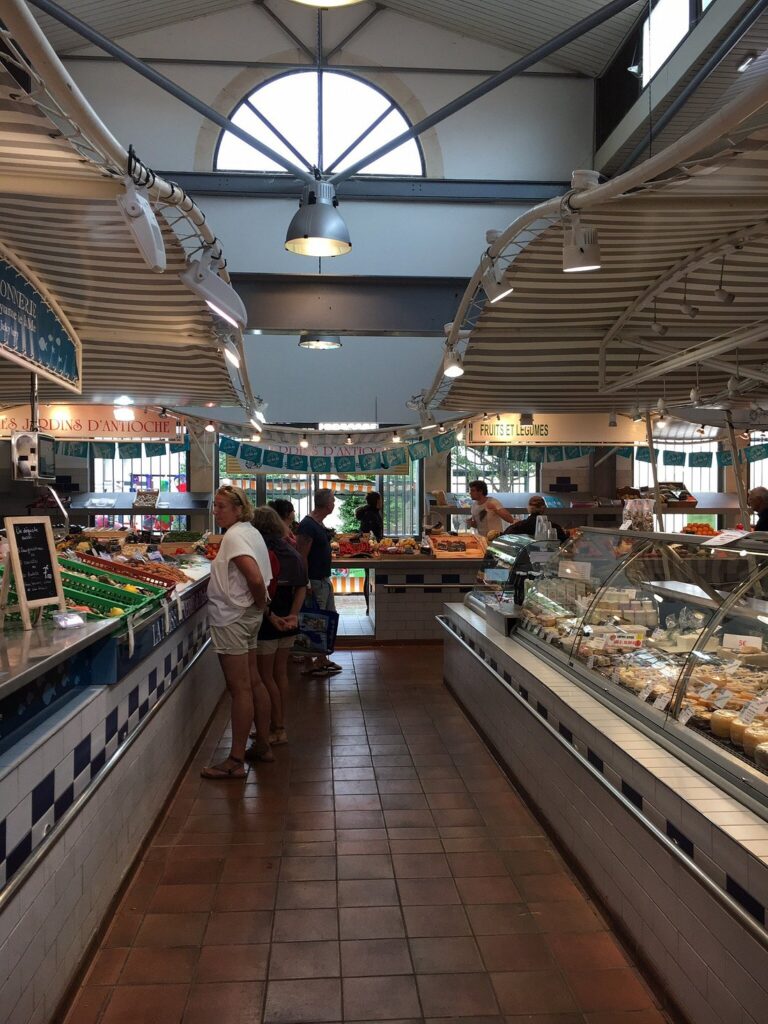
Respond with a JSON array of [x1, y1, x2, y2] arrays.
[[450, 443, 537, 496]]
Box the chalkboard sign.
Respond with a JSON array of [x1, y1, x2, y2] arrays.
[[1, 516, 66, 629]]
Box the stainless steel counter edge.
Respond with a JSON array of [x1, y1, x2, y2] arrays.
[[0, 617, 122, 700], [332, 556, 485, 569]]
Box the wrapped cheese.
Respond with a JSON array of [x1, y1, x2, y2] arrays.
[[754, 742, 768, 770], [743, 724, 768, 759], [710, 709, 739, 739]]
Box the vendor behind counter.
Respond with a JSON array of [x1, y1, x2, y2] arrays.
[[503, 495, 567, 543]]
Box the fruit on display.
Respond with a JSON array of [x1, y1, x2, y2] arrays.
[[375, 537, 419, 554], [681, 523, 719, 536]]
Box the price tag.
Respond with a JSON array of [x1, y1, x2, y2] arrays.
[[651, 628, 666, 641], [697, 683, 717, 698], [639, 683, 654, 701], [558, 561, 592, 581], [739, 696, 768, 724], [679, 707, 695, 726], [589, 636, 606, 650], [713, 689, 733, 708], [723, 633, 763, 652], [654, 693, 671, 711]]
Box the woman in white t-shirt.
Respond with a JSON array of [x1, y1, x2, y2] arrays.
[[201, 485, 274, 779]]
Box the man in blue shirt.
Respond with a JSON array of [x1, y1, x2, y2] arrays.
[[296, 488, 342, 675]]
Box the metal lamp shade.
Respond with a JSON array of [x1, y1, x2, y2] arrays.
[[285, 183, 352, 257]]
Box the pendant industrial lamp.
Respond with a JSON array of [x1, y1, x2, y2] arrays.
[[290, 0, 365, 6], [285, 181, 351, 257], [299, 333, 342, 350]]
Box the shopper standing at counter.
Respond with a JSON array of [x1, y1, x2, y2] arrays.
[[201, 485, 274, 779], [296, 488, 342, 676], [270, 498, 298, 545], [748, 487, 768, 531], [468, 480, 517, 536]]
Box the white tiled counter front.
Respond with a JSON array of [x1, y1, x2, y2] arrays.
[[0, 582, 223, 1024], [441, 602, 768, 1024]]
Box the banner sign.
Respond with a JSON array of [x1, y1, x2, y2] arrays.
[[334, 455, 357, 473], [408, 441, 432, 461], [358, 452, 382, 472], [54, 441, 89, 459], [688, 451, 713, 468], [0, 404, 182, 441], [91, 441, 116, 460], [434, 430, 457, 453], [717, 450, 734, 467], [118, 442, 142, 459], [144, 443, 167, 458], [382, 447, 407, 469], [310, 456, 332, 473], [746, 443, 768, 463], [468, 412, 646, 447], [0, 256, 82, 393], [219, 436, 241, 456], [635, 446, 658, 463], [663, 449, 686, 466], [286, 454, 309, 472]]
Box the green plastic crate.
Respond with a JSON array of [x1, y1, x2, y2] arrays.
[[0, 566, 127, 621], [58, 558, 166, 610]]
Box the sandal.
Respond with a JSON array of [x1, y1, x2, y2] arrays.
[[327, 661, 343, 671], [245, 740, 275, 763], [200, 756, 247, 780], [269, 728, 288, 745]]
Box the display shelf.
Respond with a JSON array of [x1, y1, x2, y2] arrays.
[[69, 492, 211, 515]]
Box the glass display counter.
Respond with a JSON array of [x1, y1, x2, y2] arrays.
[[465, 534, 560, 633], [471, 527, 768, 797]]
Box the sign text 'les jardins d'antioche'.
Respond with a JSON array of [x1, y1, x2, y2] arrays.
[[0, 257, 81, 392]]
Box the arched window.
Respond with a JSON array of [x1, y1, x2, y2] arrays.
[[215, 70, 424, 177]]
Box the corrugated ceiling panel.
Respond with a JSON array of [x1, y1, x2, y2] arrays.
[[33, 0, 252, 52], [381, 0, 645, 76]]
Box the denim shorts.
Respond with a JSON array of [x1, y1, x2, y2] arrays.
[[309, 578, 336, 612]]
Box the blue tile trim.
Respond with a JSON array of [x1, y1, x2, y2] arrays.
[[128, 687, 139, 715], [74, 736, 91, 777], [54, 785, 74, 821], [32, 771, 54, 824], [6, 834, 32, 879], [105, 708, 118, 743], [90, 749, 106, 778]]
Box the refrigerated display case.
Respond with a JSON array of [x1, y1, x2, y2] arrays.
[[469, 527, 768, 805], [465, 533, 560, 634]]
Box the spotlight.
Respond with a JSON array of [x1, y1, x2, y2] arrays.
[[223, 338, 241, 369], [299, 434, 309, 449], [480, 254, 514, 304], [285, 182, 351, 257], [562, 216, 601, 273], [714, 287, 735, 305], [443, 348, 464, 378], [608, 411, 617, 428], [738, 53, 758, 73], [392, 430, 401, 443], [696, 425, 706, 436], [651, 321, 668, 336], [345, 435, 353, 445], [159, 407, 168, 417], [113, 406, 135, 422], [740, 430, 751, 441], [728, 376, 740, 397], [250, 416, 261, 430], [438, 425, 447, 434], [627, 61, 642, 78], [689, 386, 701, 405], [204, 420, 215, 433], [116, 176, 166, 273], [181, 250, 247, 330], [299, 333, 342, 350], [114, 395, 133, 406], [656, 399, 667, 423], [251, 431, 262, 442], [680, 301, 699, 319], [520, 412, 534, 426], [631, 405, 642, 421]]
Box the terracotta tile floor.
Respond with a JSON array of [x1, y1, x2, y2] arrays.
[[64, 647, 673, 1024]]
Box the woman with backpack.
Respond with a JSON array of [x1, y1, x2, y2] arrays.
[[248, 505, 308, 752]]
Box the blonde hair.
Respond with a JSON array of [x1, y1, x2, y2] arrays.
[[252, 504, 287, 538], [216, 485, 253, 523]]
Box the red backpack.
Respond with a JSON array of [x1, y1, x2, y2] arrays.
[[267, 549, 280, 599]]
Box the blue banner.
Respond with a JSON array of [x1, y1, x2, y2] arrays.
[[0, 257, 81, 391], [433, 430, 457, 454], [169, 439, 188, 454], [635, 446, 658, 463], [563, 445, 582, 461], [663, 449, 686, 467], [55, 440, 88, 459], [310, 456, 332, 473], [717, 450, 734, 467], [144, 443, 167, 458], [545, 446, 565, 462], [239, 444, 263, 466], [408, 441, 431, 461], [688, 451, 713, 468], [334, 455, 357, 473], [118, 442, 142, 459], [259, 447, 282, 468], [382, 447, 407, 469], [616, 446, 634, 459], [218, 436, 241, 456], [506, 446, 528, 462], [746, 443, 768, 463], [287, 454, 309, 472], [527, 446, 545, 463], [91, 441, 115, 460], [358, 452, 382, 472]]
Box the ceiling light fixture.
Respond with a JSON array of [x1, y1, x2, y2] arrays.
[[345, 434, 353, 445], [480, 253, 514, 304], [680, 277, 698, 319], [223, 338, 241, 369], [740, 430, 751, 441], [443, 347, 464, 378], [689, 386, 701, 405], [204, 420, 215, 433], [113, 406, 135, 422], [116, 176, 166, 273], [728, 376, 740, 397], [738, 53, 758, 73], [520, 412, 534, 426], [290, 0, 365, 6], [608, 411, 617, 428], [299, 434, 309, 449], [651, 299, 667, 336], [695, 425, 706, 436], [392, 430, 401, 443], [299, 333, 342, 350], [181, 249, 247, 330], [438, 424, 447, 434], [114, 395, 133, 406], [714, 256, 735, 304], [285, 181, 351, 257], [656, 398, 667, 423], [562, 215, 601, 273]]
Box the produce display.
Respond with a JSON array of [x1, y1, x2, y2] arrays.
[[428, 533, 485, 559], [681, 523, 719, 537]]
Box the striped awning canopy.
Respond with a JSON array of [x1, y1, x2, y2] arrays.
[[442, 117, 768, 415], [0, 72, 238, 408]]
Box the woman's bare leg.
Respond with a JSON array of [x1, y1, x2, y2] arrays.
[[248, 649, 273, 752], [215, 652, 253, 764], [257, 651, 282, 730], [274, 646, 291, 730]]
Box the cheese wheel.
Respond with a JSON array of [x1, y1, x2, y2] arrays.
[[710, 709, 739, 739], [729, 718, 749, 748], [755, 742, 768, 770], [743, 725, 768, 759]]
